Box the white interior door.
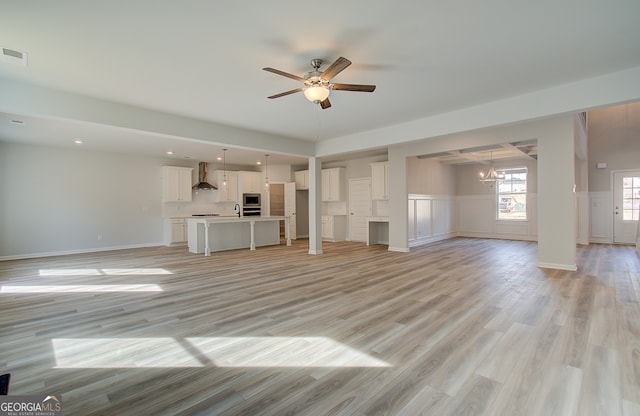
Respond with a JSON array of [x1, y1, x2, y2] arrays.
[[613, 170, 640, 244], [284, 182, 297, 239], [349, 178, 371, 242]]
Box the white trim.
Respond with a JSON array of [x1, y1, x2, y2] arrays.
[[538, 262, 578, 271], [455, 232, 537, 242], [611, 169, 640, 244], [589, 191, 612, 243], [308, 249, 323, 255], [409, 232, 457, 248], [388, 246, 410, 253], [0, 242, 165, 261]]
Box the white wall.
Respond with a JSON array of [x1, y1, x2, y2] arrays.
[[405, 157, 457, 246], [455, 159, 538, 241], [0, 142, 170, 259], [389, 115, 577, 269], [586, 102, 640, 243], [406, 157, 456, 195], [322, 154, 388, 224], [588, 102, 640, 192]]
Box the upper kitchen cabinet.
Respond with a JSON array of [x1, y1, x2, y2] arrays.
[[295, 170, 309, 190], [370, 161, 389, 200], [239, 171, 262, 194], [214, 170, 238, 202], [322, 167, 345, 201], [162, 166, 193, 202]]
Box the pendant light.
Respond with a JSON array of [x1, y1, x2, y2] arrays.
[[264, 154, 270, 190], [222, 148, 228, 188], [479, 151, 504, 187]]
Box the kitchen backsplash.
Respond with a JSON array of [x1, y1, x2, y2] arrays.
[[162, 189, 238, 217]]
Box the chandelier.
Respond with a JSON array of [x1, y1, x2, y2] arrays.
[[479, 152, 504, 186]]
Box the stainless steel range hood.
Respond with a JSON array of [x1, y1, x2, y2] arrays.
[[192, 162, 217, 190]]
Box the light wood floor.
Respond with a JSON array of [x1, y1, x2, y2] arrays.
[[1, 238, 640, 415]]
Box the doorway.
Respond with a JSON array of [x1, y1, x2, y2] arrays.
[[349, 178, 371, 242], [613, 170, 640, 244], [268, 183, 297, 239]]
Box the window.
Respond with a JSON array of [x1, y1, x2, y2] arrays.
[[623, 176, 640, 220], [497, 167, 527, 220]]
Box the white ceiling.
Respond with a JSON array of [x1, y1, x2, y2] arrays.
[[1, 1, 639, 166]]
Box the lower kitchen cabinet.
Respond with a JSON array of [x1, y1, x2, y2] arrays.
[[164, 218, 187, 246], [322, 215, 346, 242]]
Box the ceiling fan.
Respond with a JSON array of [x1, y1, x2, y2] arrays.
[[263, 57, 376, 109]]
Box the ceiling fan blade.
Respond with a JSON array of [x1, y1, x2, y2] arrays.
[[263, 67, 306, 83], [320, 98, 331, 109], [267, 88, 303, 99], [331, 83, 376, 92], [320, 57, 351, 81]]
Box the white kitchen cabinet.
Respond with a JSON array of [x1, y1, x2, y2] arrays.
[[294, 170, 309, 190], [321, 168, 345, 201], [164, 218, 187, 246], [239, 171, 262, 194], [214, 171, 238, 202], [322, 215, 346, 241], [162, 166, 193, 202], [370, 161, 389, 200]]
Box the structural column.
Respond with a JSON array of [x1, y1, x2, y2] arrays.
[[388, 147, 409, 252], [308, 157, 323, 255], [537, 118, 577, 270]]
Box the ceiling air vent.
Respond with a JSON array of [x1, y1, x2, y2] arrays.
[[1, 47, 28, 66]]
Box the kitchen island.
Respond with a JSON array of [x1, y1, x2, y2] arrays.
[[187, 216, 291, 256]]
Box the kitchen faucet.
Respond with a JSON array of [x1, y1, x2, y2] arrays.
[[234, 203, 241, 217]]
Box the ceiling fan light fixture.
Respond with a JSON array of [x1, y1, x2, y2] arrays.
[[303, 85, 330, 103]]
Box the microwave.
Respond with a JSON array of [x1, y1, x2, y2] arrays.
[[243, 193, 261, 207]]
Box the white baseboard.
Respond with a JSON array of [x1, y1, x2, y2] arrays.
[[308, 249, 323, 255], [537, 262, 578, 271], [409, 232, 456, 248], [388, 246, 410, 253], [165, 242, 187, 247], [0, 242, 165, 261]]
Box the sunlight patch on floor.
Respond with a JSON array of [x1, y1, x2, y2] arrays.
[[1, 284, 163, 293], [187, 336, 392, 368], [52, 338, 202, 368], [51, 337, 391, 368]]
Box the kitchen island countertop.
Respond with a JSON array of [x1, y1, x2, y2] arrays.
[[187, 216, 291, 255]]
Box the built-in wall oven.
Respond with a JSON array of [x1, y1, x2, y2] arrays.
[[242, 193, 261, 216]]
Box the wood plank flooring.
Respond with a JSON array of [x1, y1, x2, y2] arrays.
[[1, 238, 640, 415]]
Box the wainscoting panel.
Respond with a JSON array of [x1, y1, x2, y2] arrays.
[[576, 192, 589, 245], [415, 198, 432, 239], [433, 198, 453, 237], [589, 192, 612, 243], [456, 194, 537, 241], [408, 194, 455, 247]]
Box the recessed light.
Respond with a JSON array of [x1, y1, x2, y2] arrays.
[[184, 156, 191, 159], [256, 161, 262, 165], [166, 151, 173, 155], [74, 139, 84, 144], [216, 156, 222, 161], [10, 119, 24, 125]]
